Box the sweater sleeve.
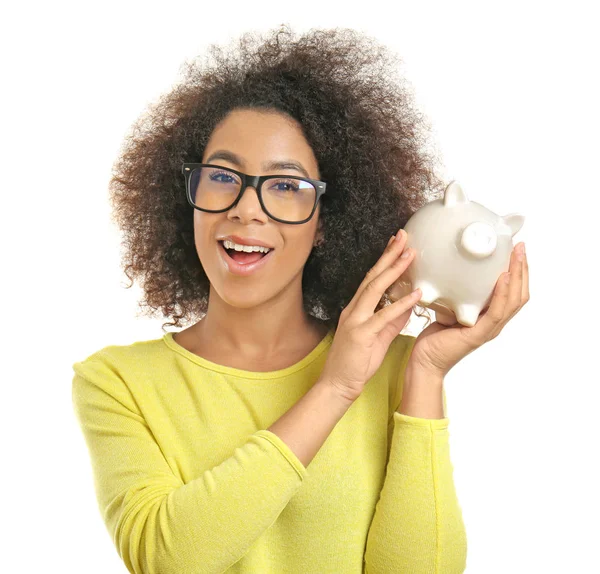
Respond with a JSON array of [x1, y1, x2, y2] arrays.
[[364, 413, 468, 573], [363, 337, 468, 573], [71, 361, 308, 574]]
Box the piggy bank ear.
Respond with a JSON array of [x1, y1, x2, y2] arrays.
[[443, 181, 469, 208], [502, 213, 525, 237]]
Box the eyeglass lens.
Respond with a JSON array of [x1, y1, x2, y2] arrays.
[[188, 166, 317, 222]]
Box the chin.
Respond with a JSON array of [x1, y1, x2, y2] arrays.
[[214, 282, 280, 309]]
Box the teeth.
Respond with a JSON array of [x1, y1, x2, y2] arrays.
[[223, 240, 271, 254]]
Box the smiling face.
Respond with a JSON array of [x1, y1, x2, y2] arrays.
[[194, 107, 324, 311]]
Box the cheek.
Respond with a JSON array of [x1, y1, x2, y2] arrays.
[[283, 233, 317, 266], [193, 214, 218, 261]]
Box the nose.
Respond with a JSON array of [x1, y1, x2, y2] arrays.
[[238, 183, 261, 204], [460, 221, 497, 258], [229, 183, 266, 220]]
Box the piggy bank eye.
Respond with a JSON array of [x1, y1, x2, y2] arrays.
[[460, 222, 497, 258]]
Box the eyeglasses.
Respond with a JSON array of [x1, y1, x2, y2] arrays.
[[182, 163, 327, 224]]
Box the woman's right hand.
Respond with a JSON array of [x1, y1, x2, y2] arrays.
[[320, 229, 422, 403]]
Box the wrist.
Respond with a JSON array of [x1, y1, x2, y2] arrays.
[[404, 363, 446, 387], [398, 366, 445, 419], [317, 378, 359, 408]]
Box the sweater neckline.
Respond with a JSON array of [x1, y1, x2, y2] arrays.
[[162, 328, 334, 379]]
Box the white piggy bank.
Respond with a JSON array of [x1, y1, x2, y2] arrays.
[[386, 181, 525, 327]]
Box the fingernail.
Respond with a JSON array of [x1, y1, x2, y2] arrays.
[[401, 249, 411, 259], [395, 229, 404, 242]]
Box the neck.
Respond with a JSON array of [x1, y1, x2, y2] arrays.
[[197, 283, 326, 359]]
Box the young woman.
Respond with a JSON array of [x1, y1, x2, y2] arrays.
[[72, 25, 528, 574]]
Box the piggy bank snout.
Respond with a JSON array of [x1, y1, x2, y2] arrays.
[[460, 221, 497, 258]]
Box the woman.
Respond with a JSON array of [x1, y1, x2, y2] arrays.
[[72, 25, 528, 573]]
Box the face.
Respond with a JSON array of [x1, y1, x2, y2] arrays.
[[194, 107, 324, 310]]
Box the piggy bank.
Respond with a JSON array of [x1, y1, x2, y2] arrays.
[[386, 181, 525, 327]]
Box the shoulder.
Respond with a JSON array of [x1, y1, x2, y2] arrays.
[[73, 335, 164, 373], [71, 335, 165, 404]]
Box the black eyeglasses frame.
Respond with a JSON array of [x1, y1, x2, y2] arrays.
[[182, 163, 327, 225]]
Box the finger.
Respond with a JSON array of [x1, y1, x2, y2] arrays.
[[353, 243, 417, 323], [378, 306, 413, 344], [522, 246, 530, 303], [364, 285, 422, 337], [471, 241, 525, 340], [467, 268, 511, 343], [506, 243, 524, 320], [436, 308, 458, 326], [344, 229, 410, 317]]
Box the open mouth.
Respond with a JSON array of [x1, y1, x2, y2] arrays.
[[218, 241, 272, 265]]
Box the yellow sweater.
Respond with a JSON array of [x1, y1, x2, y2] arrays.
[[72, 329, 467, 573]]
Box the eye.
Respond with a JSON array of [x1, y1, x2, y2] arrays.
[[210, 171, 239, 184], [269, 179, 300, 192]]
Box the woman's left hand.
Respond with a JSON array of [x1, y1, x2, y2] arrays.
[[407, 242, 530, 378]]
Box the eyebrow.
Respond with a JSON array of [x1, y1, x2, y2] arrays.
[[205, 149, 311, 179]]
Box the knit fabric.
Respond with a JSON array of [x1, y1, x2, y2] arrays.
[[72, 329, 467, 573]]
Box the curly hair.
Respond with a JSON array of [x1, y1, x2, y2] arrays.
[[108, 24, 445, 333]]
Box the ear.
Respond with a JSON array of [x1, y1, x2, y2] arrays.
[[313, 215, 325, 247], [443, 180, 469, 208]]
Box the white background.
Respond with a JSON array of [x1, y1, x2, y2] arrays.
[[2, 1, 598, 572]]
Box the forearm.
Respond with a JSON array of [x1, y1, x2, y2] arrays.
[[267, 379, 354, 468], [366, 368, 467, 572], [397, 366, 445, 419]]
